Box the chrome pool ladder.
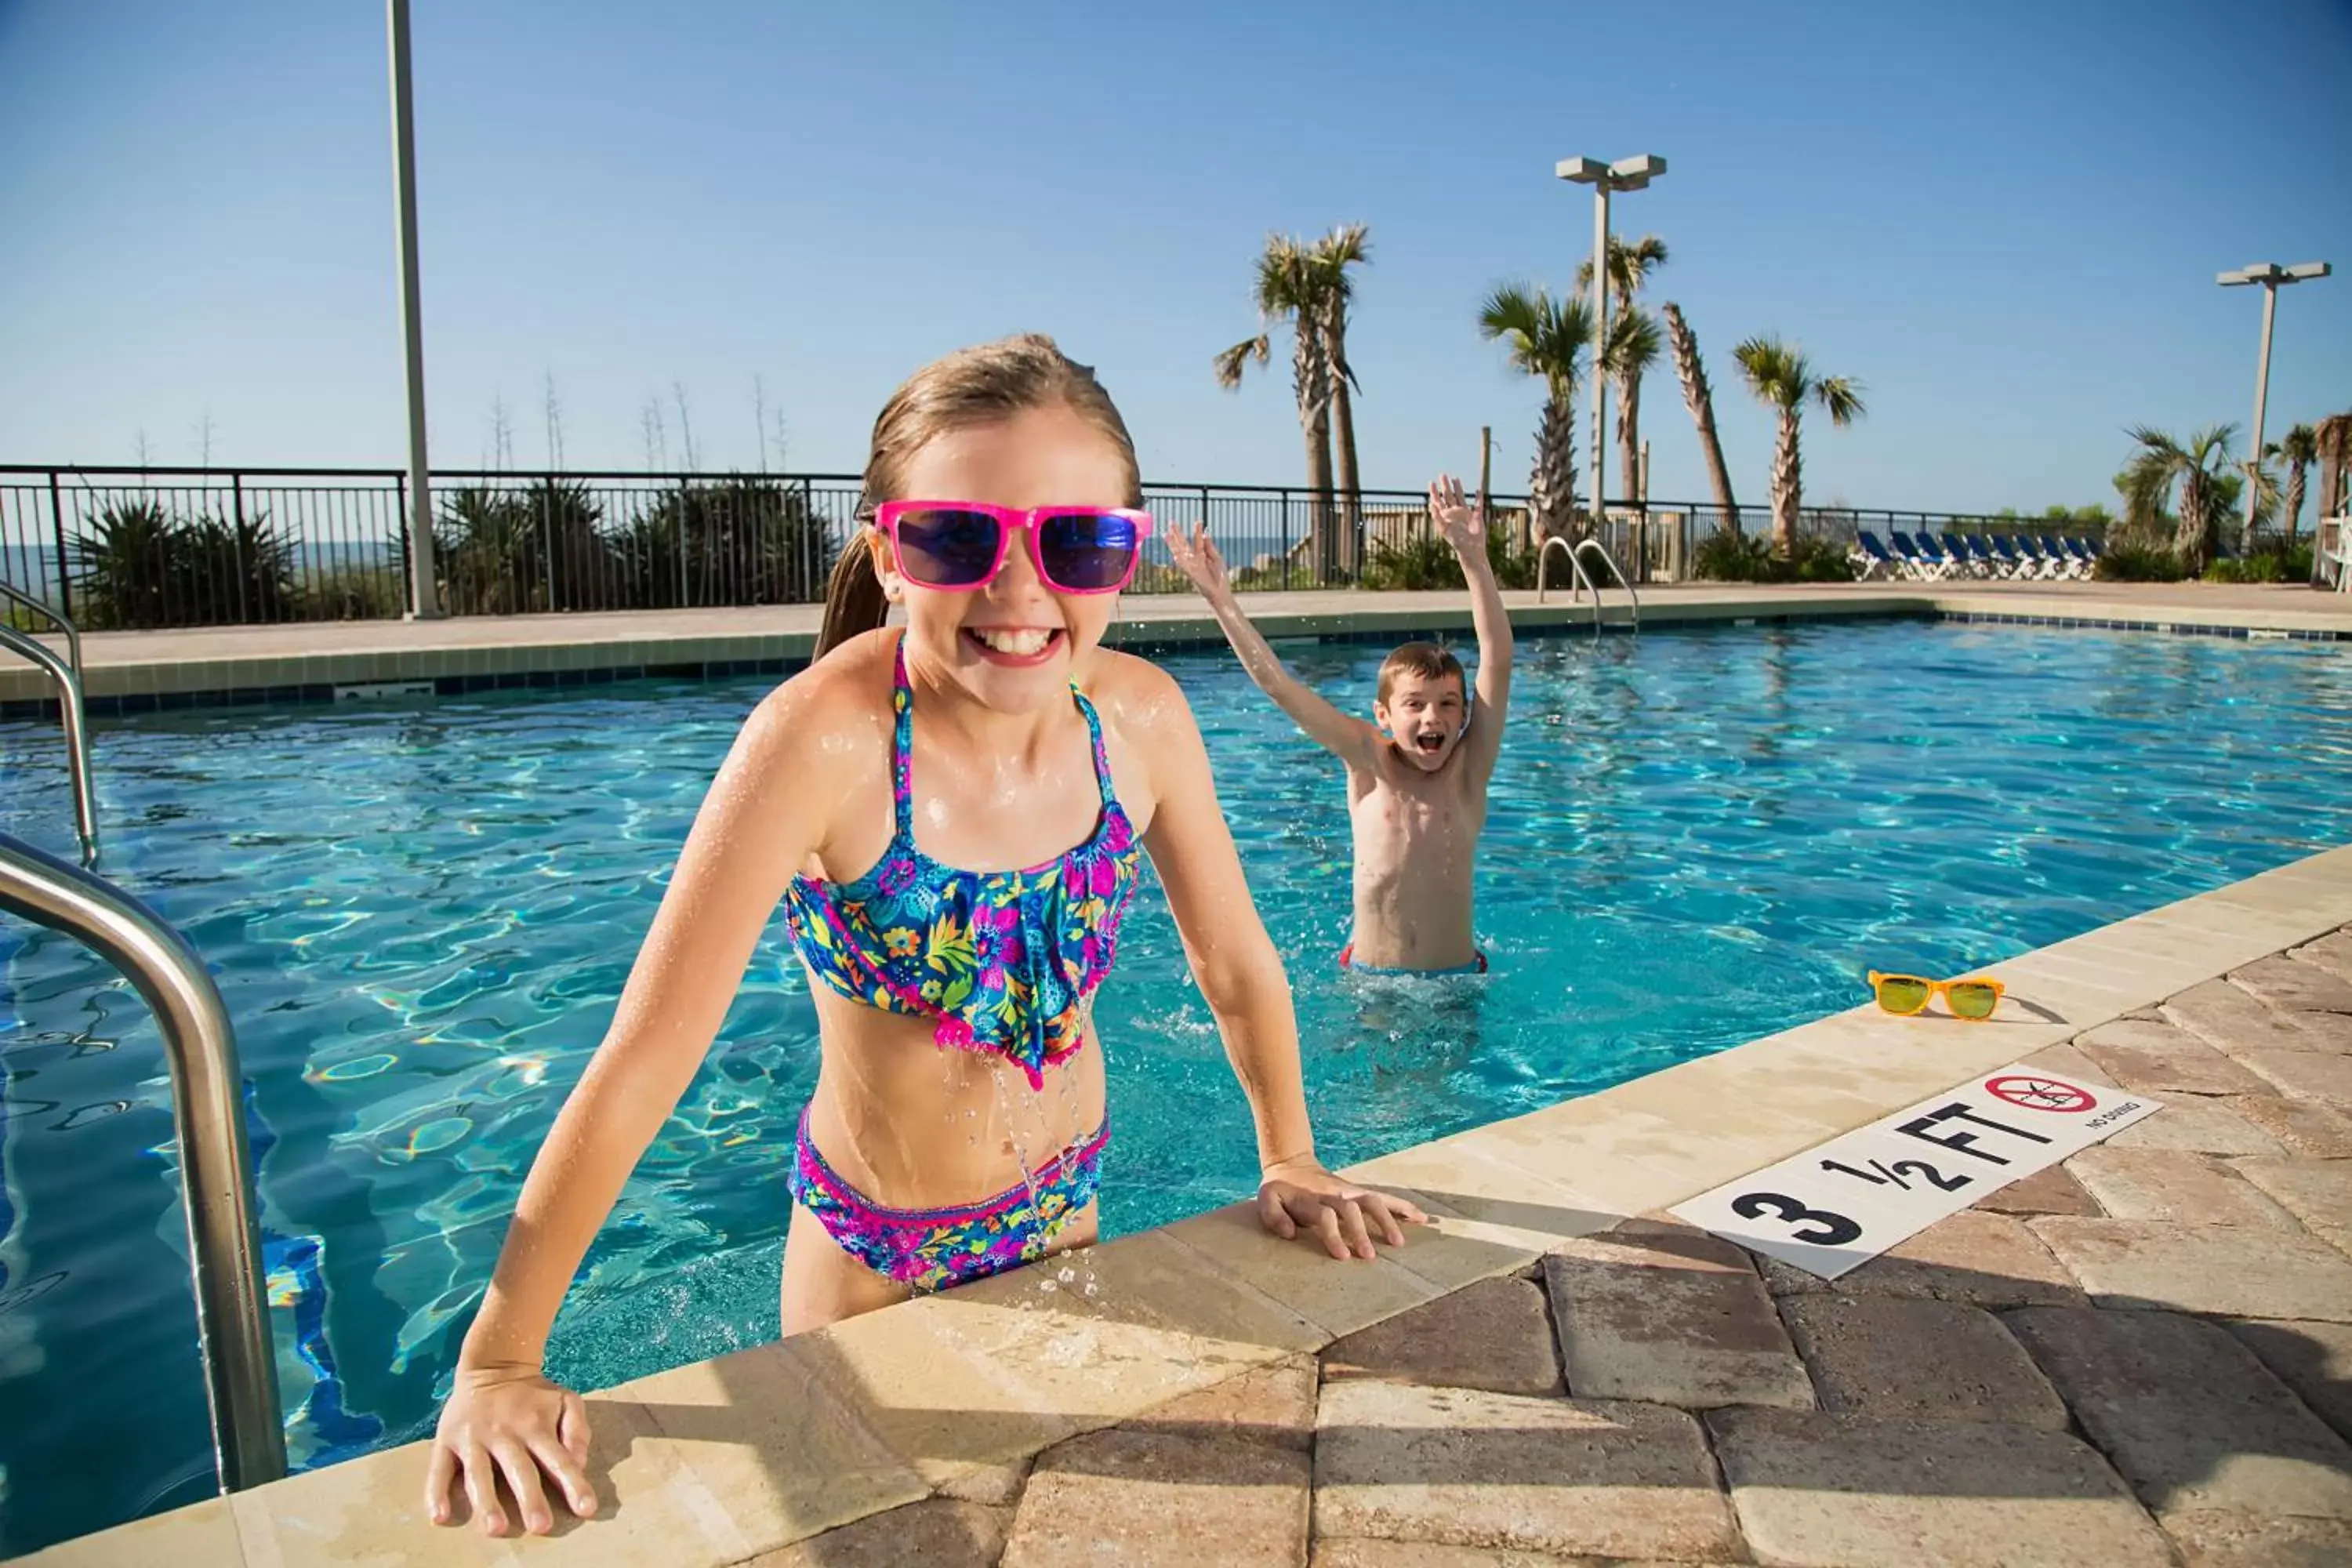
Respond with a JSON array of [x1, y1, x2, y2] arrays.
[[0, 829, 287, 1492], [0, 583, 98, 863], [1535, 536, 1642, 634]]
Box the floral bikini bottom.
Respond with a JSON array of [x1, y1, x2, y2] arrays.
[[786, 1105, 1108, 1294]]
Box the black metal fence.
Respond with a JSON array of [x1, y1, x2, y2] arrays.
[[0, 463, 2054, 630]]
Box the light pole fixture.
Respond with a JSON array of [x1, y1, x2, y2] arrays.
[[1558, 155, 1664, 540], [2217, 260, 2331, 552], [388, 0, 441, 618]]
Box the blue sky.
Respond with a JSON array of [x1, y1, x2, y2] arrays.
[[2, 0, 2347, 514]]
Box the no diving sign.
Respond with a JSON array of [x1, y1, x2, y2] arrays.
[[1671, 1062, 2161, 1279]]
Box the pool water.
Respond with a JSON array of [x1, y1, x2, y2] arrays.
[[2, 618, 2349, 1552]]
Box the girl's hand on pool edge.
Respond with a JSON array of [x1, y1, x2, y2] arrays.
[[424, 1363, 596, 1536], [1257, 1157, 1429, 1260]]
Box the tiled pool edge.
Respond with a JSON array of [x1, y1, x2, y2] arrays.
[[29, 839, 2352, 1566], [6, 587, 2350, 717]]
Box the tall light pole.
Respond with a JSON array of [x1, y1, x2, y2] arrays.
[[1557, 154, 1664, 539], [2217, 260, 2330, 555], [388, 0, 441, 618]]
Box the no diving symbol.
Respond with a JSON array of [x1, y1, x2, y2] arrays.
[[1985, 1075, 2098, 1113]]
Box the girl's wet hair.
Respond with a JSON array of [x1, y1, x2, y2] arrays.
[[815, 333, 1142, 659], [1376, 641, 1465, 705]]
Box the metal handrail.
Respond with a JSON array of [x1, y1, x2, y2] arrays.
[[1535, 535, 1604, 632], [0, 617, 98, 864], [0, 830, 286, 1491], [1574, 539, 1642, 633], [0, 580, 82, 678]]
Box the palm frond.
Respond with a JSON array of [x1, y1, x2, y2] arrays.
[[1479, 284, 1592, 392], [1604, 307, 1663, 377], [1573, 234, 1671, 304], [1478, 284, 1548, 349], [1814, 376, 1866, 426], [2187, 423, 2238, 474], [2279, 423, 2319, 465], [1251, 236, 1315, 316], [1623, 234, 1669, 274], [1316, 222, 1370, 270], [1733, 336, 1809, 409], [1213, 335, 1271, 391]]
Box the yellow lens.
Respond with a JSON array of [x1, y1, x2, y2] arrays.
[[1947, 982, 1999, 1020], [1875, 976, 1931, 1014]]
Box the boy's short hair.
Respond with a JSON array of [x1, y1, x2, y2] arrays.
[[1375, 642, 1466, 706]]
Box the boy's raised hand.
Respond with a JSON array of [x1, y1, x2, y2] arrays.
[[1428, 474, 1483, 557], [1163, 521, 1235, 602]]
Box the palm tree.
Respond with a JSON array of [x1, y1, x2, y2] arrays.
[[1308, 224, 1372, 575], [1731, 336, 1867, 557], [1576, 235, 1669, 504], [2316, 413, 2352, 585], [1602, 308, 1663, 503], [1217, 235, 1341, 580], [1575, 233, 1670, 303], [2119, 424, 2235, 575], [1662, 303, 1740, 536], [1478, 284, 1595, 544], [2274, 423, 2318, 547]]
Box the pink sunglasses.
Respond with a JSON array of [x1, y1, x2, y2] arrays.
[[873, 500, 1149, 596]]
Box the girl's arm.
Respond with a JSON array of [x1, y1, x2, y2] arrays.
[[1163, 523, 1381, 771], [424, 672, 857, 1537], [1117, 659, 1425, 1258]]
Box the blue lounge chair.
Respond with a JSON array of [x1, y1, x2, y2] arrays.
[[1888, 531, 1949, 580], [1936, 532, 1985, 578], [2037, 535, 2086, 579], [1957, 533, 2005, 578], [2011, 535, 2063, 579], [1984, 535, 2032, 578], [1849, 530, 1899, 581], [2067, 536, 2104, 575]]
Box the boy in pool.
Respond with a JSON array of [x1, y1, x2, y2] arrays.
[[1166, 475, 1512, 975], [423, 335, 1425, 1537]]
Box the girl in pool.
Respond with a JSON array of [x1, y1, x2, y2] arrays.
[[423, 333, 1425, 1536]]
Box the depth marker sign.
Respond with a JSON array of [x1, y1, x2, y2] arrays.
[[1671, 1063, 2160, 1279]]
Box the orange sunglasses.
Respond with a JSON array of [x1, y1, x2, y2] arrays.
[[1867, 971, 2006, 1022]]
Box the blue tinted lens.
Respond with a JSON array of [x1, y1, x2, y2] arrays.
[[895, 508, 1000, 586], [1040, 513, 1141, 590]]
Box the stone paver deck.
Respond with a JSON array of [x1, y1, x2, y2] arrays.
[[27, 855, 2352, 1564]]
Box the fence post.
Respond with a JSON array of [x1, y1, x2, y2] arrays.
[[1281, 488, 1293, 591], [47, 470, 71, 619], [395, 474, 416, 614], [539, 485, 556, 613], [230, 471, 249, 624]]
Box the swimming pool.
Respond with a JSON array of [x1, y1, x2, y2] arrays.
[[2, 616, 2349, 1552]]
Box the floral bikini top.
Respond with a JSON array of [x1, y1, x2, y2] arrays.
[[782, 638, 1145, 1090]]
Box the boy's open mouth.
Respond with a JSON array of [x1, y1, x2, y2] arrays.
[[1414, 732, 1445, 753]]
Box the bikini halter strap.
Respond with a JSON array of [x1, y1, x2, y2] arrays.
[[889, 636, 1119, 829]]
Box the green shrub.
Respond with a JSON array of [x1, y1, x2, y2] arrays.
[[1359, 535, 1461, 590], [1355, 528, 1537, 592], [1692, 531, 1773, 582], [1486, 529, 1537, 590], [71, 498, 296, 629], [2205, 545, 2313, 584], [613, 477, 833, 609], [437, 481, 617, 615], [2096, 543, 2189, 582], [1690, 532, 1855, 584], [303, 565, 408, 619]]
